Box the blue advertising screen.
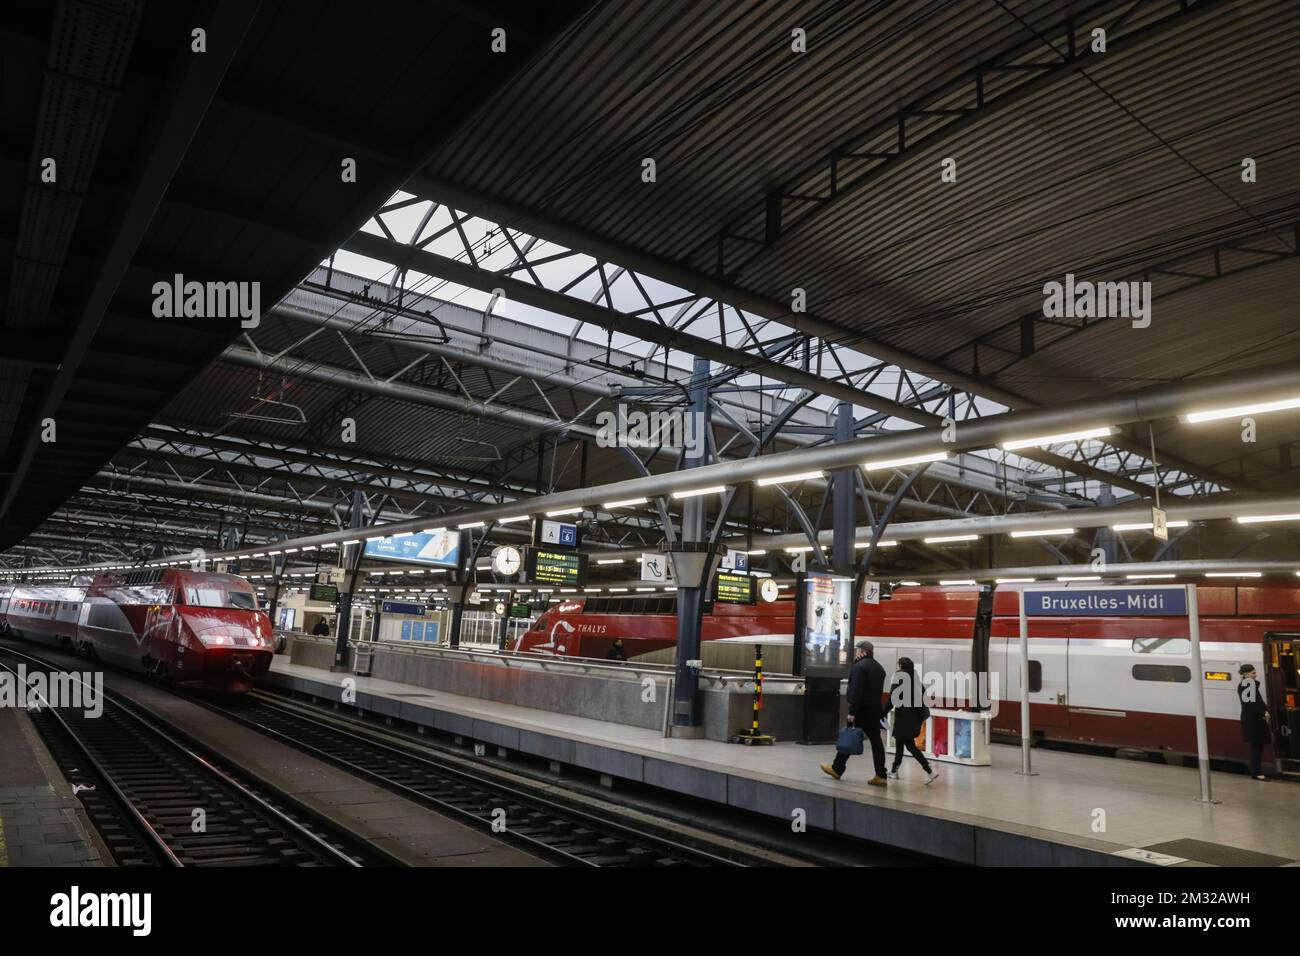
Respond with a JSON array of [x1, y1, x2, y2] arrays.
[[364, 529, 463, 568], [1023, 586, 1187, 617]]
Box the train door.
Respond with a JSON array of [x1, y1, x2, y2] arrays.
[[996, 620, 1070, 728], [1264, 633, 1299, 766]]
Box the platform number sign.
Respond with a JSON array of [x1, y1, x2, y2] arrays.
[[1152, 506, 1169, 542]]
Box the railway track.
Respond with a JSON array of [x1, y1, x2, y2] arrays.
[[201, 691, 756, 867], [0, 645, 399, 867]]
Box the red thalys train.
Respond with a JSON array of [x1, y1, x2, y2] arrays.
[[0, 568, 274, 693], [514, 582, 1300, 765]]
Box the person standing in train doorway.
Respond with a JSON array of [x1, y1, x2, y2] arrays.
[[1238, 664, 1272, 780], [821, 640, 888, 787]]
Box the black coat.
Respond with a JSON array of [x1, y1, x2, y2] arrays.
[[845, 654, 886, 715], [1238, 678, 1270, 744], [885, 674, 929, 742]]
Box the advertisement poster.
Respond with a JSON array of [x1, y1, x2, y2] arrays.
[[802, 571, 852, 675], [364, 528, 463, 569]]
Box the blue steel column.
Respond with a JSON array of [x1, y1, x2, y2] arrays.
[[333, 489, 365, 667], [673, 356, 711, 730], [832, 402, 855, 571]]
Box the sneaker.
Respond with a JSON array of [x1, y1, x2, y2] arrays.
[[820, 763, 842, 781], [1255, 774, 1267, 781], [886, 770, 899, 779], [868, 776, 888, 787], [925, 770, 939, 785]]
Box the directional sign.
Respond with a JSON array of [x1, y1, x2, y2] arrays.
[[640, 552, 672, 584], [1023, 586, 1187, 617], [720, 548, 749, 572], [381, 600, 426, 616], [861, 580, 881, 605], [1152, 506, 1169, 541]]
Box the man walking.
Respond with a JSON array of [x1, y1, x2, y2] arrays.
[[821, 640, 888, 787]]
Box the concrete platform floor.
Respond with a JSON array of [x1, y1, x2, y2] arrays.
[[0, 703, 106, 867], [266, 657, 1300, 867]]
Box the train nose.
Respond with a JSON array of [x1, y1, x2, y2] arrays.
[[180, 614, 272, 652]]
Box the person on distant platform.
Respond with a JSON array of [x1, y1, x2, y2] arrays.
[[606, 639, 627, 662], [821, 640, 888, 787], [1238, 663, 1272, 780], [312, 618, 330, 637], [884, 657, 939, 785]]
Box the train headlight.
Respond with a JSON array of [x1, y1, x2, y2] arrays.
[[198, 633, 235, 647]]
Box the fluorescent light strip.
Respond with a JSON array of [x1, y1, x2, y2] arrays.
[[939, 579, 976, 585], [602, 497, 648, 509], [1058, 575, 1101, 581], [457, 521, 485, 529], [596, 559, 624, 565], [924, 534, 979, 544], [855, 540, 898, 548], [862, 451, 948, 471], [1236, 513, 1300, 524], [1010, 528, 1075, 538], [1205, 572, 1262, 578], [1184, 395, 1300, 424], [1127, 573, 1175, 579], [498, 515, 531, 524], [995, 577, 1036, 584], [546, 507, 583, 517], [671, 485, 727, 499], [756, 470, 824, 486], [1000, 426, 1113, 450]]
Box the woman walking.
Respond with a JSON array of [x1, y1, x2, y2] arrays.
[[886, 657, 939, 784]]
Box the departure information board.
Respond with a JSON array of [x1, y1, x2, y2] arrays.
[[715, 572, 755, 605], [308, 583, 339, 603], [526, 547, 587, 587]]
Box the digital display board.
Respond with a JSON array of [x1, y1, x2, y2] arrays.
[[526, 547, 587, 587], [714, 572, 755, 605], [509, 603, 532, 619], [364, 529, 464, 569], [381, 600, 426, 616], [309, 583, 339, 603]]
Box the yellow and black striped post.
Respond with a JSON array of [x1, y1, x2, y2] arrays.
[[731, 642, 774, 745]]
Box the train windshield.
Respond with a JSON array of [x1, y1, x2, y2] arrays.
[[183, 585, 257, 609]]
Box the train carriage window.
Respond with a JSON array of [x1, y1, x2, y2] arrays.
[[1132, 637, 1191, 655], [1027, 659, 1042, 693], [1132, 664, 1192, 683]]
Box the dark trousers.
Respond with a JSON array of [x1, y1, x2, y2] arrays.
[[891, 735, 932, 774], [1248, 739, 1266, 776], [832, 707, 886, 778]]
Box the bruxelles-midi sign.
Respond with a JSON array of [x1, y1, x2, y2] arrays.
[[1023, 586, 1187, 617]]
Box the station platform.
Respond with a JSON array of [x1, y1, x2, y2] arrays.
[[265, 656, 1300, 867], [0, 706, 105, 867]]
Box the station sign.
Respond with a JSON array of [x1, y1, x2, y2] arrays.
[[536, 520, 579, 548], [1023, 585, 1187, 617], [719, 548, 749, 572], [365, 529, 464, 570], [526, 547, 587, 587], [380, 600, 426, 616], [714, 571, 755, 605], [308, 583, 339, 603]]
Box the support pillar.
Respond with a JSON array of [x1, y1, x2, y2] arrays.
[[672, 356, 712, 732], [333, 490, 365, 667]]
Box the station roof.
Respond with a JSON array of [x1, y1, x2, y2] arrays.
[[3, 0, 1299, 581]]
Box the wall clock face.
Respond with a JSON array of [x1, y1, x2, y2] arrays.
[[760, 578, 780, 603], [493, 546, 522, 575]]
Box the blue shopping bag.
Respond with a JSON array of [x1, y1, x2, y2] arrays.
[[836, 725, 865, 755]]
